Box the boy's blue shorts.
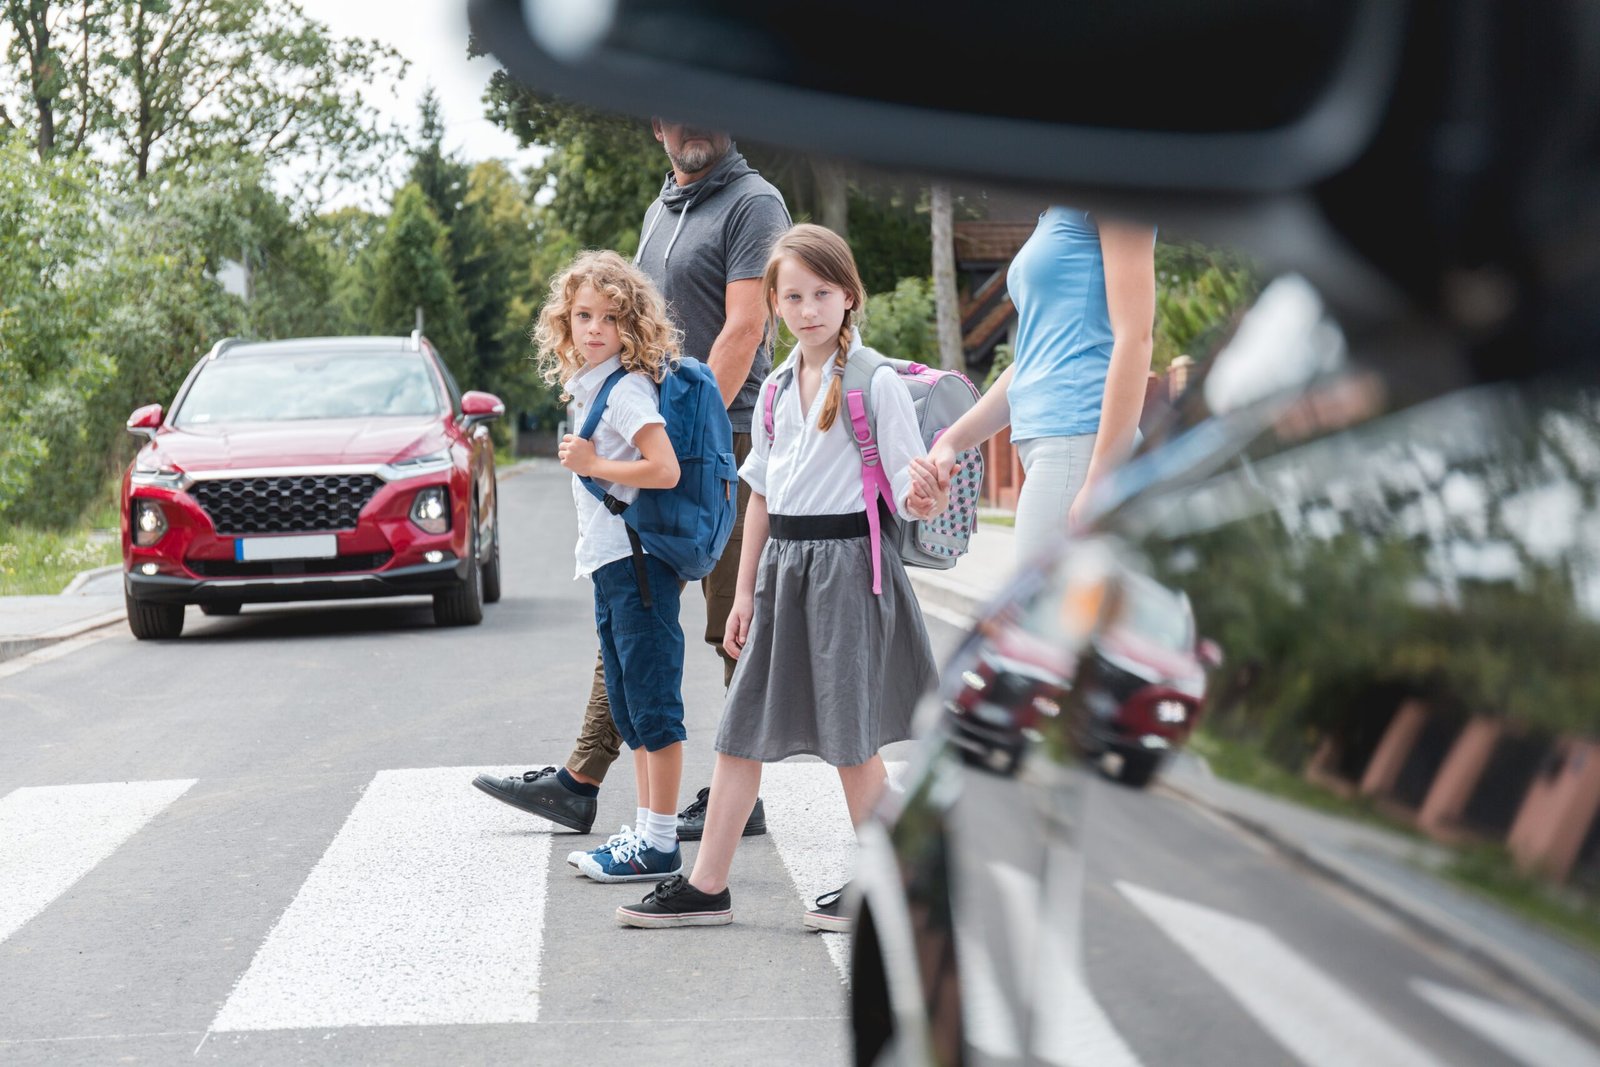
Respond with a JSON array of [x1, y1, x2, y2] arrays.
[[592, 553, 686, 752]]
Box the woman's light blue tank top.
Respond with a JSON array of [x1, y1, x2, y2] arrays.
[[1005, 207, 1113, 440]]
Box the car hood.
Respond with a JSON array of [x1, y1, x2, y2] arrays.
[[1097, 628, 1206, 694], [140, 417, 450, 474]]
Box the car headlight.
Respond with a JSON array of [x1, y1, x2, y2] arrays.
[[384, 450, 453, 480], [410, 486, 450, 534], [133, 500, 168, 546], [130, 460, 185, 489], [1155, 700, 1189, 724]]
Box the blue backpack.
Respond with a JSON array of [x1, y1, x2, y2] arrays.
[[578, 358, 738, 597]]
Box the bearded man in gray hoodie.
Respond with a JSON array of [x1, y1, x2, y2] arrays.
[[475, 121, 790, 840]]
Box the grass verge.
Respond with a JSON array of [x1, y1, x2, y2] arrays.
[[0, 516, 121, 596], [1189, 728, 1600, 954], [1443, 845, 1600, 955]]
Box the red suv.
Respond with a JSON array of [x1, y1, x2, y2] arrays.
[[120, 334, 503, 639]]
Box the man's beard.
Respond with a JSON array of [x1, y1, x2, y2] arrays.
[[671, 135, 724, 175]]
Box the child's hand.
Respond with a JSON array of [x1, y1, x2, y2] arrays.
[[907, 481, 950, 521], [907, 456, 950, 519], [558, 434, 597, 476], [723, 593, 755, 660]]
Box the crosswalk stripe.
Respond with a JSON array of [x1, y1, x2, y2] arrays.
[[1118, 881, 1449, 1067], [0, 779, 196, 945], [1412, 978, 1600, 1067], [760, 762, 865, 980], [209, 767, 553, 1031]]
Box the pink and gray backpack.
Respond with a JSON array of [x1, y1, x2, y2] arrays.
[[761, 346, 984, 594]]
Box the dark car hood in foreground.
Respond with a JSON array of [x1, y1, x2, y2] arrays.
[[140, 417, 450, 474]]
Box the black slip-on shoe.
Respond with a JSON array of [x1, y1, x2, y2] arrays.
[[471, 767, 597, 833], [616, 874, 733, 928], [675, 786, 767, 841], [803, 883, 855, 932]]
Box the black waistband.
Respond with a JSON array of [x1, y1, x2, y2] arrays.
[[768, 511, 870, 541]]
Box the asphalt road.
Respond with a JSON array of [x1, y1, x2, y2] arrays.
[[1, 460, 1589, 1066]]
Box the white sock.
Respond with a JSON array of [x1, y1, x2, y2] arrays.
[[644, 809, 678, 853], [635, 807, 649, 835]]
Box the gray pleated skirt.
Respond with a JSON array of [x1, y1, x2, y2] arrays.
[[715, 526, 937, 766]]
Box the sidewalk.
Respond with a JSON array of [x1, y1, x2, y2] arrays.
[[0, 566, 125, 664], [906, 520, 1600, 1042]]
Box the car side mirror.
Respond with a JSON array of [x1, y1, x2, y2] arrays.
[[127, 404, 163, 441], [461, 391, 505, 428], [1196, 638, 1224, 670]]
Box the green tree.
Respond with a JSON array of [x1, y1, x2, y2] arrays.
[[862, 276, 938, 367], [1, 0, 405, 187], [452, 160, 540, 417], [368, 183, 470, 383], [1154, 239, 1261, 370]]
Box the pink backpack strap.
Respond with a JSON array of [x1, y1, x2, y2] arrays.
[[846, 387, 896, 596], [761, 367, 793, 446]]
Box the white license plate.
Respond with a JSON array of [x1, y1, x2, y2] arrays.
[[235, 534, 339, 562]]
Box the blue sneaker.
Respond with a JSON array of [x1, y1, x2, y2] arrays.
[[567, 825, 641, 872], [576, 835, 683, 883]]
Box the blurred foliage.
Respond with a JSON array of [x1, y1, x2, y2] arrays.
[[863, 276, 938, 367], [1154, 239, 1262, 371]]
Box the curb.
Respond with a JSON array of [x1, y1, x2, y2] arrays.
[[1162, 778, 1600, 1042], [61, 563, 121, 595], [0, 608, 126, 665]]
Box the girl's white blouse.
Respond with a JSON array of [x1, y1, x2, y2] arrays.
[[741, 346, 925, 516]]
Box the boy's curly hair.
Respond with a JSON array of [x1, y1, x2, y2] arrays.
[[533, 249, 682, 398]]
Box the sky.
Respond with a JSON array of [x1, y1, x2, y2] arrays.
[[298, 0, 548, 209]]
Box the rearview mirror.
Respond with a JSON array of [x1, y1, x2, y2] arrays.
[[470, 0, 1404, 196], [461, 391, 506, 428], [126, 404, 163, 441]]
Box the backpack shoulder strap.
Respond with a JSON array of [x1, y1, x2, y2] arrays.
[[760, 360, 797, 445], [841, 346, 898, 596], [577, 366, 631, 441], [576, 366, 633, 510]]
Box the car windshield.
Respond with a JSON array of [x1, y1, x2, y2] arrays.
[[1120, 574, 1194, 652], [173, 351, 444, 424]]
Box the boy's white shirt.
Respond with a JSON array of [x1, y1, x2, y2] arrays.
[[741, 334, 924, 515], [565, 356, 666, 579]]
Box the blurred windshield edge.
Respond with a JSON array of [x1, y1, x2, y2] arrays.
[[470, 0, 1403, 196]]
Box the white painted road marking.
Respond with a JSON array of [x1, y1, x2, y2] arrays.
[[1412, 979, 1600, 1067], [1119, 881, 1449, 1067], [209, 767, 553, 1031], [760, 762, 872, 980], [0, 779, 196, 945]]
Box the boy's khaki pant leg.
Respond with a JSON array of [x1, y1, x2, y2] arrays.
[[702, 432, 753, 687], [567, 651, 623, 781]]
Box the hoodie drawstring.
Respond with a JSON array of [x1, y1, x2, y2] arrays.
[[634, 199, 693, 269], [634, 203, 665, 266], [661, 206, 690, 268]]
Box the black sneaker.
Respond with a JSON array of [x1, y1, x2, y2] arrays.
[[616, 874, 733, 928], [471, 767, 597, 833], [675, 786, 767, 841], [803, 883, 854, 932]]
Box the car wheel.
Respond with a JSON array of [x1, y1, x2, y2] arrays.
[[200, 601, 241, 617], [125, 591, 185, 640], [480, 497, 502, 605], [1115, 749, 1162, 789], [433, 499, 484, 627]]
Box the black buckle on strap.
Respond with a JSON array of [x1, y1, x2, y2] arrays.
[[602, 494, 630, 516]]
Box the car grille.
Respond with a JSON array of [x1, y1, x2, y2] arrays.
[[192, 475, 382, 535], [188, 552, 393, 578]]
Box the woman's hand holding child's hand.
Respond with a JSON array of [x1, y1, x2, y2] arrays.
[[558, 434, 597, 476], [907, 455, 951, 520]]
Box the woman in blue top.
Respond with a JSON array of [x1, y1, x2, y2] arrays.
[[928, 207, 1156, 562]]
